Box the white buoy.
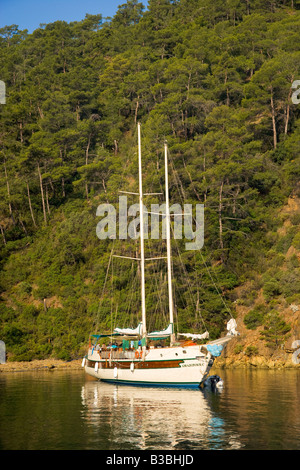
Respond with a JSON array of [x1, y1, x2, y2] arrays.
[[114, 367, 118, 378], [130, 362, 134, 372]]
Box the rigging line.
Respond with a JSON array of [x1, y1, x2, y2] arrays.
[[94, 243, 115, 332], [127, 262, 140, 328], [111, 259, 123, 334], [150, 264, 167, 330], [121, 260, 134, 326], [113, 302, 119, 335], [170, 222, 208, 333], [169, 150, 186, 201], [111, 256, 130, 330], [168, 160, 209, 331], [199, 250, 233, 319], [166, 162, 206, 322], [154, 147, 180, 331], [117, 127, 140, 204], [110, 254, 114, 337], [148, 145, 175, 329], [167, 146, 234, 319], [127, 263, 138, 326], [191, 250, 201, 322], [145, 238, 165, 330], [145, 231, 170, 330], [184, 208, 234, 319]]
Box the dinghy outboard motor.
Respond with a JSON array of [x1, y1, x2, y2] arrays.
[[204, 375, 224, 391]]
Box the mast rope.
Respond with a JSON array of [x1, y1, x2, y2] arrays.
[[170, 222, 208, 333], [94, 244, 114, 333], [168, 147, 234, 321]]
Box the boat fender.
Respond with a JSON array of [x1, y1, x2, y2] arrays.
[[130, 362, 134, 372], [114, 367, 118, 378], [204, 375, 223, 391], [94, 362, 99, 373], [81, 358, 86, 367]]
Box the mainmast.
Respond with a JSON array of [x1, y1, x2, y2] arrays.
[[138, 123, 147, 339], [164, 142, 175, 346]]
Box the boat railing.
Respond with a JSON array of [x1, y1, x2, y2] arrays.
[[98, 349, 147, 360]]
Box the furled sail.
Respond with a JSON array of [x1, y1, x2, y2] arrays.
[[226, 318, 238, 336], [114, 323, 143, 336], [147, 323, 173, 337], [178, 331, 209, 340], [205, 319, 239, 351]]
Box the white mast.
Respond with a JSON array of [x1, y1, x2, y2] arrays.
[[138, 123, 147, 339], [164, 142, 175, 346]]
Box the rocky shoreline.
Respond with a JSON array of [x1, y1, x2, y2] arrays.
[[214, 356, 300, 370], [0, 359, 83, 372], [0, 356, 299, 373]]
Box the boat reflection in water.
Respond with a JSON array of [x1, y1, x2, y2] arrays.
[[80, 380, 242, 450]]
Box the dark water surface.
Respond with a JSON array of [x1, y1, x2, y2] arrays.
[[0, 368, 299, 450]]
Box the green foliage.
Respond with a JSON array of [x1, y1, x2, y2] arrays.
[[0, 1, 299, 359], [2, 324, 25, 346], [244, 346, 259, 357], [275, 226, 299, 254], [262, 263, 300, 301], [281, 270, 300, 297], [244, 304, 267, 330], [260, 311, 291, 349], [292, 232, 300, 250], [263, 278, 282, 300], [233, 344, 243, 355]]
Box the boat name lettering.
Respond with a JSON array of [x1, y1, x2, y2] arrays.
[[181, 362, 202, 367]]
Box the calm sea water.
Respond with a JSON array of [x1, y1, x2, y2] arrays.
[[0, 368, 299, 451]]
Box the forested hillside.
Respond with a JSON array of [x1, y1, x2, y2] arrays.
[[0, 0, 300, 362]]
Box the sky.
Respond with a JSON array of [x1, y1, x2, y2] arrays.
[[0, 0, 148, 33]]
